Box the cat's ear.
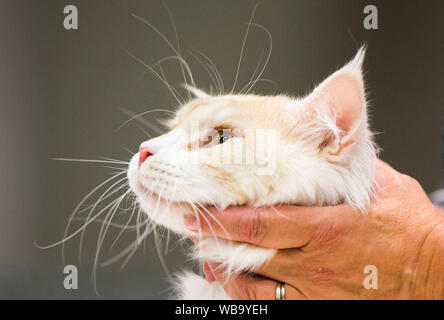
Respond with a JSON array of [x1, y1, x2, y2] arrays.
[[304, 46, 367, 156], [184, 85, 209, 98]]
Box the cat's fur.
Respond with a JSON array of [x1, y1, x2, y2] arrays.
[[127, 47, 377, 299]]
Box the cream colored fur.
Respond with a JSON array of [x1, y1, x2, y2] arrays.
[[127, 48, 377, 299]]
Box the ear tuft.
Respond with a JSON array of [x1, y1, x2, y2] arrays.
[[346, 45, 366, 72]]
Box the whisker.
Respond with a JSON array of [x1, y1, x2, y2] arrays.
[[126, 50, 183, 105], [109, 203, 140, 251], [242, 78, 277, 93], [132, 13, 178, 58], [119, 107, 166, 135], [243, 22, 273, 94], [121, 146, 135, 156], [231, 3, 260, 93], [189, 51, 220, 95], [71, 217, 140, 230], [118, 108, 174, 130], [158, 59, 186, 105], [60, 171, 127, 264], [132, 13, 196, 92], [240, 49, 263, 94], [192, 49, 225, 94], [164, 179, 179, 255], [92, 189, 132, 294], [100, 186, 165, 268], [195, 201, 231, 242], [100, 156, 129, 164], [162, 1, 193, 99], [76, 182, 129, 215], [36, 193, 125, 250], [53, 158, 128, 165], [190, 202, 222, 249], [78, 178, 129, 263], [101, 166, 128, 171]]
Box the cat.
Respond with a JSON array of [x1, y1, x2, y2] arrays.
[[126, 46, 377, 299]]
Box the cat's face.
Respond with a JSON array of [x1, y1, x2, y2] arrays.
[[127, 48, 376, 234], [127, 94, 292, 232]]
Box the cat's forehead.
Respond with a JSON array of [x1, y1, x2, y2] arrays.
[[168, 94, 292, 129]]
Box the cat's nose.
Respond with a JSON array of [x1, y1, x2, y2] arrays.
[[138, 146, 153, 167]]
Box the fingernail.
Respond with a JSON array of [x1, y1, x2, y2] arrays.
[[203, 262, 215, 282], [184, 215, 198, 231]]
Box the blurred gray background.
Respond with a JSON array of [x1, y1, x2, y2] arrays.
[[0, 0, 443, 299]]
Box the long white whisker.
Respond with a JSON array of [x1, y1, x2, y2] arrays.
[[53, 158, 128, 165], [195, 201, 231, 242], [78, 178, 129, 263], [242, 78, 277, 93], [109, 206, 136, 251], [119, 107, 166, 135], [92, 190, 131, 295], [240, 49, 263, 94], [163, 178, 178, 255], [71, 217, 140, 230], [231, 3, 260, 92], [132, 13, 178, 56], [189, 51, 220, 95], [192, 49, 225, 94], [190, 202, 222, 250], [126, 50, 183, 105], [57, 171, 127, 264], [162, 0, 192, 99], [100, 186, 164, 268], [36, 193, 125, 250], [118, 108, 174, 130], [132, 13, 196, 91], [243, 22, 273, 94], [160, 60, 187, 105]]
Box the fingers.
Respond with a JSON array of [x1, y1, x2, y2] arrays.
[[249, 248, 305, 283], [185, 204, 357, 249], [207, 262, 307, 300], [203, 261, 215, 282]]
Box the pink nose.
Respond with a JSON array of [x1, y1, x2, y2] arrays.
[[138, 146, 153, 167]]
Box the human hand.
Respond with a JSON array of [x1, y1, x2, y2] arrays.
[[185, 160, 444, 299]]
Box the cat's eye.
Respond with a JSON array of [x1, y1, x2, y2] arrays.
[[202, 128, 235, 148], [217, 129, 234, 144]]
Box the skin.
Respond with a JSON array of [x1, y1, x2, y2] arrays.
[[185, 160, 444, 299]]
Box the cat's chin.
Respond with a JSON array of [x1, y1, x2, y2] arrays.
[[126, 154, 185, 234], [131, 184, 191, 235]]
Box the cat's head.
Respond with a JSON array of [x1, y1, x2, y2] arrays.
[[127, 48, 376, 234]]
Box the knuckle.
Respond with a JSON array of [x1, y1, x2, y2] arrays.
[[406, 176, 421, 188], [399, 172, 417, 185], [387, 171, 405, 188], [306, 265, 336, 284], [238, 209, 267, 244], [312, 215, 343, 245], [396, 174, 422, 193]]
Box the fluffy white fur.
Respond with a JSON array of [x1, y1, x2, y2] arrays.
[[127, 47, 377, 299]]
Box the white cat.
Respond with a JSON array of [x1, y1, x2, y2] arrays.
[[127, 47, 377, 299]]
